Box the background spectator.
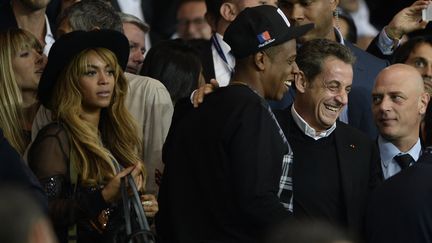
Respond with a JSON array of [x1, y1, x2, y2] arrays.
[[0, 28, 46, 154], [175, 0, 211, 40]]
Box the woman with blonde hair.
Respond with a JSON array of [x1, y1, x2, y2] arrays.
[[28, 30, 157, 242], [0, 28, 46, 155]]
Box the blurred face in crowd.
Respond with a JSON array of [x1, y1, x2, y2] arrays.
[[123, 22, 146, 74], [278, 0, 338, 43], [404, 42, 432, 94], [176, 1, 212, 40], [79, 52, 116, 113], [12, 47, 46, 91], [372, 64, 429, 144], [224, 0, 278, 21], [296, 56, 353, 132], [262, 39, 299, 100]]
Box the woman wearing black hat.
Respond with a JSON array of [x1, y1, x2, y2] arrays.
[[27, 30, 157, 242]]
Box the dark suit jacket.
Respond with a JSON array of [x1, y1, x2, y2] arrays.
[[0, 129, 47, 212], [275, 108, 382, 236], [366, 149, 432, 243], [366, 34, 392, 62], [189, 39, 216, 83]]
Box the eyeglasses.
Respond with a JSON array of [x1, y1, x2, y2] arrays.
[[177, 18, 208, 27]]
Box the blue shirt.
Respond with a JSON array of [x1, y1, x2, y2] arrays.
[[378, 135, 422, 179]]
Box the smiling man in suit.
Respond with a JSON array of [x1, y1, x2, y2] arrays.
[[275, 39, 382, 237], [275, 0, 389, 139]]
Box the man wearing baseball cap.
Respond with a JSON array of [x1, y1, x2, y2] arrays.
[[156, 5, 313, 243]]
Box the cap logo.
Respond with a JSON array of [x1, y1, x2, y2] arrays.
[[257, 31, 275, 48]]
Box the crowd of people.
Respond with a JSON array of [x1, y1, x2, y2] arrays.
[[0, 0, 431, 242]]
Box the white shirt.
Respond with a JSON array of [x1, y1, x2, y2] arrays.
[[378, 135, 422, 179], [211, 33, 235, 87], [376, 28, 401, 55], [43, 15, 55, 55], [291, 106, 337, 140]]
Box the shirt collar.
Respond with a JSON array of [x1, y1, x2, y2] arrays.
[[291, 106, 337, 140], [378, 135, 422, 168], [43, 15, 55, 55], [214, 33, 231, 55], [334, 27, 345, 46]]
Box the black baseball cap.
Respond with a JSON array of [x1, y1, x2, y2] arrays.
[[224, 5, 314, 59]]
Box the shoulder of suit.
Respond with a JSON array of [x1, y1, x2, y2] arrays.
[[336, 121, 372, 141], [345, 40, 388, 66]]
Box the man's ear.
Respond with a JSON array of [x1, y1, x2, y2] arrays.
[[419, 93, 430, 115], [254, 51, 266, 71], [220, 2, 238, 22], [295, 71, 308, 93]]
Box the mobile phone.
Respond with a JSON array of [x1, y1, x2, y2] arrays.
[[422, 3, 432, 21]]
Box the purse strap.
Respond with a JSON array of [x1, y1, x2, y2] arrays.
[[124, 174, 155, 243], [118, 167, 154, 243], [121, 177, 132, 238], [127, 174, 151, 229]]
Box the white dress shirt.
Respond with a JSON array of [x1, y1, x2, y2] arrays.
[[291, 106, 337, 140], [43, 15, 55, 55], [378, 135, 422, 179], [211, 33, 235, 87]]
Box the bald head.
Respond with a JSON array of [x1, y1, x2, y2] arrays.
[[372, 64, 430, 151], [375, 64, 425, 93]]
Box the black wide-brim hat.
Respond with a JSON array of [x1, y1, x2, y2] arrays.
[[38, 29, 129, 109]]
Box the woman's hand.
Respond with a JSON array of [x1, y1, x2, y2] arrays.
[[141, 194, 158, 217], [101, 165, 138, 203], [131, 162, 144, 191]]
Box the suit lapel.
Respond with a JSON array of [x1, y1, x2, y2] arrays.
[[334, 124, 357, 227], [203, 41, 216, 82]]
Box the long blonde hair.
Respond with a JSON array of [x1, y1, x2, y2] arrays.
[[0, 29, 42, 154], [51, 48, 144, 186]]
